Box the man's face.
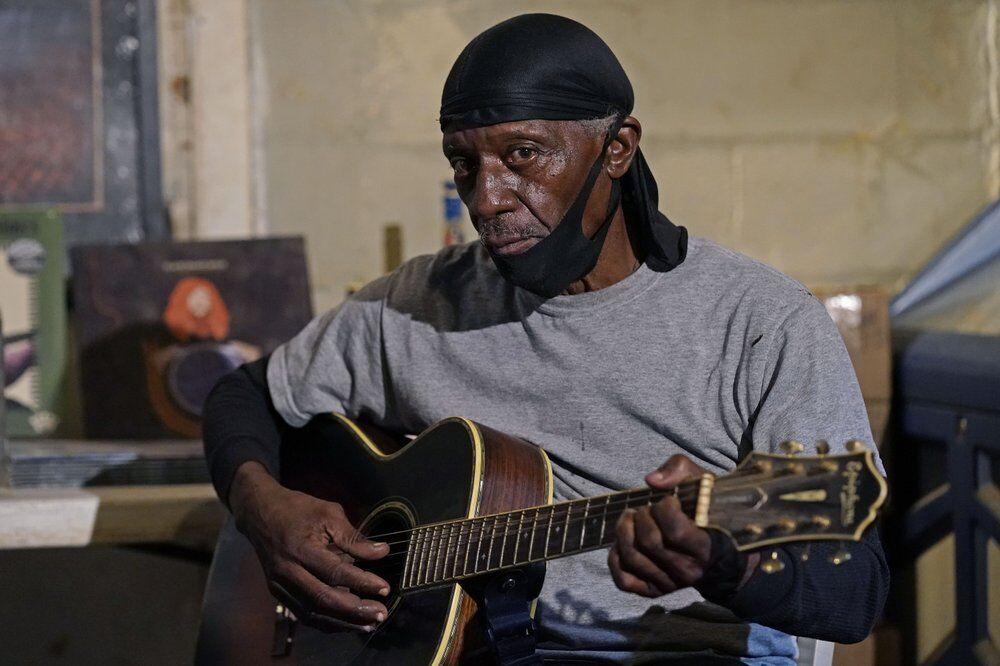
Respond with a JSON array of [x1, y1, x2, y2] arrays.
[[442, 120, 608, 256]]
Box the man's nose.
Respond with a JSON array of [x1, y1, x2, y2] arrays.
[[467, 159, 518, 221]]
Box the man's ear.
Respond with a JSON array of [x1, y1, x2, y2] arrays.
[[606, 115, 641, 179]]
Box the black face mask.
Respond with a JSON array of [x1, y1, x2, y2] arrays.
[[487, 125, 622, 297], [440, 14, 687, 295]]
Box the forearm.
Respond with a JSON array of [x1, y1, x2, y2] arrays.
[[202, 355, 284, 507], [726, 527, 889, 643]]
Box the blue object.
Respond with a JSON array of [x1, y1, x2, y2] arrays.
[[891, 199, 1000, 319]]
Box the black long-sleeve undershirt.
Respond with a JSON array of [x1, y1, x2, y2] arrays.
[[202, 356, 889, 644]]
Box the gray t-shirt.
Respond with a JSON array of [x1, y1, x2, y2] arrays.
[[268, 236, 879, 664]]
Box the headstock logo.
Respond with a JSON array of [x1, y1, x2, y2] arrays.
[[840, 461, 862, 526]]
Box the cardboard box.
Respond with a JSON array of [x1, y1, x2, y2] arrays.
[[811, 286, 895, 666], [810, 285, 892, 447]]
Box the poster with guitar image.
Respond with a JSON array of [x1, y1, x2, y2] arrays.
[[71, 238, 312, 439]]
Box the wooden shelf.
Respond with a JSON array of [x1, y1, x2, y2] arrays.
[[0, 484, 225, 550]]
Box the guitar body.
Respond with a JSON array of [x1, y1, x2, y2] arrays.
[[195, 415, 553, 665]]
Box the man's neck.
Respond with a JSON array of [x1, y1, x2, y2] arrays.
[[564, 206, 642, 295]]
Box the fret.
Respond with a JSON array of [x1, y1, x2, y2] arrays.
[[560, 501, 572, 553], [487, 515, 503, 570], [403, 528, 416, 588], [498, 513, 512, 568], [442, 523, 455, 581], [598, 495, 611, 545], [429, 525, 443, 584], [421, 525, 434, 585], [582, 497, 605, 550], [415, 526, 429, 586], [514, 510, 533, 564], [451, 522, 462, 579], [544, 505, 556, 557], [578, 498, 591, 550], [503, 513, 520, 566], [461, 520, 473, 577], [526, 508, 539, 561], [473, 516, 489, 574], [545, 503, 569, 556], [511, 512, 523, 564]]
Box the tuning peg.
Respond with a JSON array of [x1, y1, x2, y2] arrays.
[[828, 542, 852, 565], [779, 440, 805, 455], [760, 551, 785, 574], [845, 440, 865, 453], [815, 440, 830, 455], [810, 515, 831, 530], [774, 518, 797, 534]]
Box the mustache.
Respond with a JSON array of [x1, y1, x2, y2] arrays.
[[476, 217, 548, 242]]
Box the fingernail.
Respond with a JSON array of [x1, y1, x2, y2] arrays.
[[376, 612, 385, 623], [363, 624, 375, 633], [379, 587, 390, 597], [373, 542, 388, 549], [649, 471, 664, 481]]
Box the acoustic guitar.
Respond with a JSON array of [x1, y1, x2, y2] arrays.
[[195, 414, 887, 665]]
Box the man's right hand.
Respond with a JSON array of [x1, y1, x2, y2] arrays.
[[228, 461, 390, 632]]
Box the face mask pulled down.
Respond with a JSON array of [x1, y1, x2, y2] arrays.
[[484, 129, 622, 298]]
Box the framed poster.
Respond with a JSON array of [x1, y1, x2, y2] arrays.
[[71, 238, 313, 439], [0, 0, 166, 246], [0, 211, 67, 438]]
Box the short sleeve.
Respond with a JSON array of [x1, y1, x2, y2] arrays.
[[749, 296, 883, 466], [266, 276, 391, 428]]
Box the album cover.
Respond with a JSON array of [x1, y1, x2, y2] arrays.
[[71, 238, 312, 439], [0, 211, 67, 438]]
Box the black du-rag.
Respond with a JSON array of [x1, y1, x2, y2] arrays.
[[439, 13, 688, 277]]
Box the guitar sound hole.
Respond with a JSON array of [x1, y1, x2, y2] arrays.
[[359, 506, 412, 615]]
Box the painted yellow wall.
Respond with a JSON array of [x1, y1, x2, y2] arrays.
[[244, 0, 996, 311]]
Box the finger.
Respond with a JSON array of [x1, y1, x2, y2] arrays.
[[633, 507, 704, 587], [608, 547, 663, 598], [650, 497, 712, 561], [615, 509, 678, 594], [268, 580, 376, 634], [328, 523, 391, 562], [273, 561, 387, 626], [646, 454, 707, 489], [299, 544, 391, 597]]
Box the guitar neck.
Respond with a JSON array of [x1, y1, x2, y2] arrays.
[[399, 480, 705, 592]]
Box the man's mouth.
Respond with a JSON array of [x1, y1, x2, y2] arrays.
[[483, 236, 541, 256]]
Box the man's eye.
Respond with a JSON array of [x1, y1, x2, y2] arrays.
[[510, 147, 536, 162], [450, 157, 469, 174]]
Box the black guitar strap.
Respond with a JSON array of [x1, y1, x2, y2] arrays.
[[463, 563, 546, 666]]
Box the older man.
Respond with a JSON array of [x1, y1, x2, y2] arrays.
[[204, 14, 888, 664]]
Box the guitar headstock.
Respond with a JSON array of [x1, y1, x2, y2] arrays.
[[705, 441, 887, 551]]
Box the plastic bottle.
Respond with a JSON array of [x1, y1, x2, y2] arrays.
[[443, 180, 465, 246]]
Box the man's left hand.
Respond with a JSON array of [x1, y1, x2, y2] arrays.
[[608, 454, 746, 598]]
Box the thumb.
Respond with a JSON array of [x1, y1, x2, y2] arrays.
[[646, 454, 706, 489]]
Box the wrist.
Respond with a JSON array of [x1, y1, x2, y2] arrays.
[[695, 529, 748, 605], [229, 461, 282, 530]]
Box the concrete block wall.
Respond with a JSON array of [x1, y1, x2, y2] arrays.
[[244, 0, 996, 311]]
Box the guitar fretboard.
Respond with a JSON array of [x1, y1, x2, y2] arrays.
[[400, 484, 699, 591]]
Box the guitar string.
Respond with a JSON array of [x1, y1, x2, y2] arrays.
[[353, 465, 789, 544], [358, 487, 696, 549], [356, 464, 808, 546], [368, 494, 700, 584], [358, 491, 699, 565], [386, 470, 837, 578]]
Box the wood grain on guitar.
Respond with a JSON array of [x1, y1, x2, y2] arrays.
[[196, 415, 887, 665]]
